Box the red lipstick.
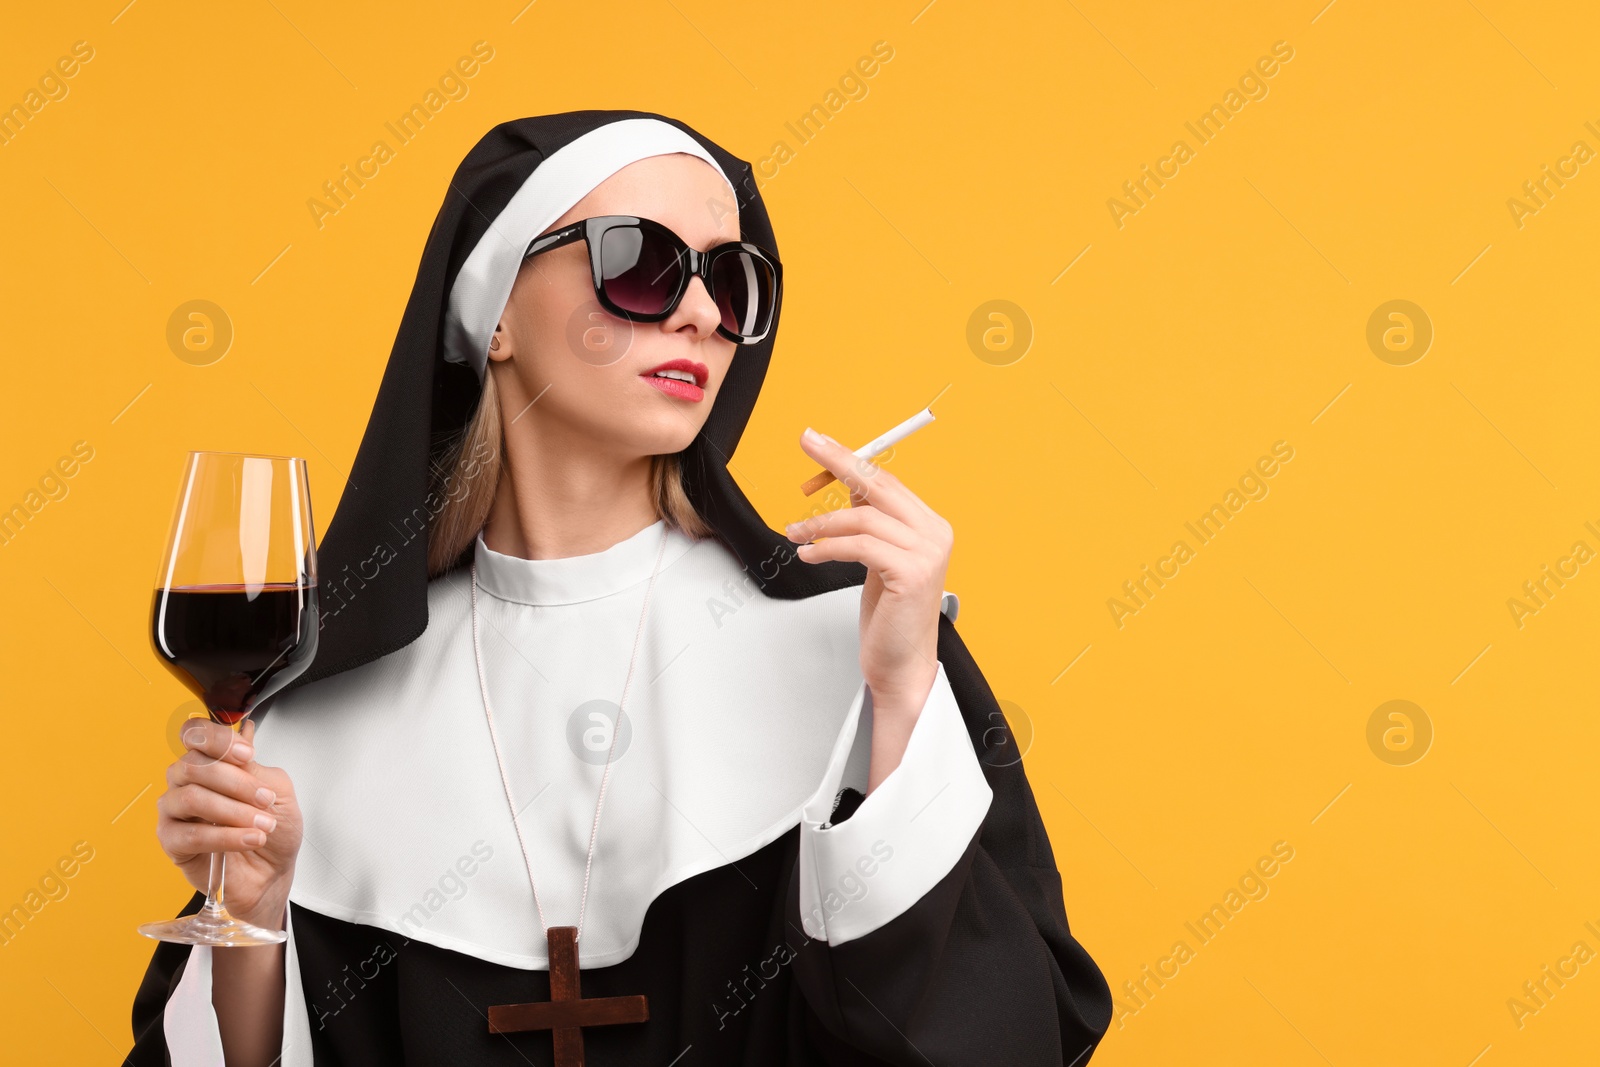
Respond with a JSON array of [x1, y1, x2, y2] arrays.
[[640, 358, 709, 402]]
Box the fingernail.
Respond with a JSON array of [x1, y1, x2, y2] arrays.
[[232, 743, 255, 761], [254, 813, 277, 832], [242, 831, 265, 847], [255, 787, 276, 807], [802, 427, 821, 446], [182, 727, 205, 746]]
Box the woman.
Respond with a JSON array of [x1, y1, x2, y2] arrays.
[[128, 110, 1112, 1066]]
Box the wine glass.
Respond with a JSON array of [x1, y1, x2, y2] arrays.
[[139, 452, 319, 946]]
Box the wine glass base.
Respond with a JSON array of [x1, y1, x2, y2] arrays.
[[139, 908, 286, 946]]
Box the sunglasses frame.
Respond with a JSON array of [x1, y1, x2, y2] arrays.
[[523, 214, 783, 345]]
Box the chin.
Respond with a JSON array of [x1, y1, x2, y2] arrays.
[[603, 401, 705, 456]]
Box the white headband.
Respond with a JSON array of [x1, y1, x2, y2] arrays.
[[442, 117, 737, 379]]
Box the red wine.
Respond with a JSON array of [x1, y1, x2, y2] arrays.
[[151, 584, 319, 724]]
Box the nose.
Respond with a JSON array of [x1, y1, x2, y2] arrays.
[[666, 272, 723, 339]]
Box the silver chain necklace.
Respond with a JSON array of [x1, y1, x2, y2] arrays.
[[468, 523, 670, 946]]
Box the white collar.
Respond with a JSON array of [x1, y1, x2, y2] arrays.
[[472, 519, 697, 607]]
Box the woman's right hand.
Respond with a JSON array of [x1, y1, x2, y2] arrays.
[[156, 718, 303, 928]]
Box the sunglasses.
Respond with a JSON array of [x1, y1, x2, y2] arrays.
[[524, 214, 782, 345]]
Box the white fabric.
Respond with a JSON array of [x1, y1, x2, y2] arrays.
[[443, 118, 737, 378], [798, 660, 992, 944], [163, 936, 220, 1065], [164, 519, 986, 1057], [166, 904, 313, 1067], [940, 590, 959, 623]]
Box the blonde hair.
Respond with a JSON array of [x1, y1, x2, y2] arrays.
[[426, 369, 714, 576]]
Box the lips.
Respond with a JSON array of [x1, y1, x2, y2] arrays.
[[640, 358, 709, 402], [642, 359, 708, 387]]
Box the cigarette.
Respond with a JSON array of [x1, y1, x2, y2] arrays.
[[800, 405, 936, 496]]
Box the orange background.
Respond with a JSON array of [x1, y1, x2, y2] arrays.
[[2, 1, 1597, 1063]]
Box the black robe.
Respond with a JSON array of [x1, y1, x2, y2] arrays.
[[128, 615, 1110, 1066]]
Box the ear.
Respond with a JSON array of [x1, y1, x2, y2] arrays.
[[487, 322, 511, 363]]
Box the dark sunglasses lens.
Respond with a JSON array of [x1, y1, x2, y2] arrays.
[[599, 224, 684, 316], [709, 251, 777, 340]]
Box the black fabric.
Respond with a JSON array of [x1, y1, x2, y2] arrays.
[[123, 109, 1113, 1064], [126, 801, 1106, 1066], [824, 786, 867, 828]]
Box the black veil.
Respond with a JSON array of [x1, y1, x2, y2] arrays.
[[294, 108, 864, 691]]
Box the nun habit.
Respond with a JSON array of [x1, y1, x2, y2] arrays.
[[125, 110, 1113, 1067]]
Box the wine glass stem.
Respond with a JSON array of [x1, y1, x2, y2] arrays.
[[203, 851, 227, 916]]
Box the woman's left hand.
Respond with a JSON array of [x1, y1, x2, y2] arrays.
[[786, 427, 951, 724]]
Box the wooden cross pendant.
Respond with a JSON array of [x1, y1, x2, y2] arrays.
[[487, 926, 649, 1067]]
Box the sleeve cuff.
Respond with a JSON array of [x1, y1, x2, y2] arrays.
[[163, 903, 314, 1066], [798, 660, 992, 945]]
